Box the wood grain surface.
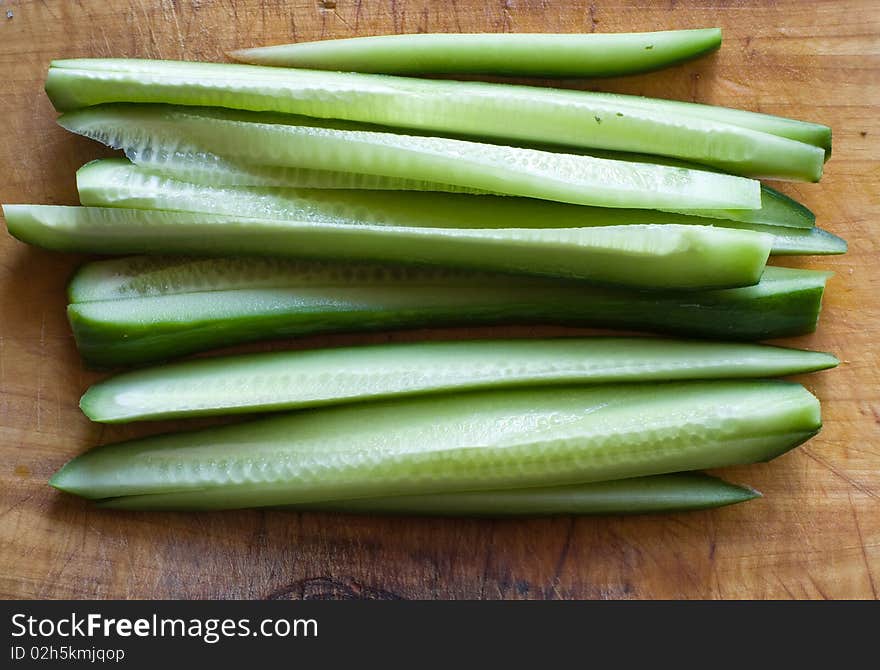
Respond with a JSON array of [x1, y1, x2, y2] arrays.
[[0, 0, 877, 600]]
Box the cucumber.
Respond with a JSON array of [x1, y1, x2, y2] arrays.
[[45, 59, 828, 180], [758, 227, 845, 256], [58, 104, 761, 210], [123, 152, 817, 231], [64, 256, 830, 367], [80, 338, 838, 423], [75, 159, 844, 255], [129, 152, 490, 193], [566, 150, 817, 229], [231, 29, 723, 77], [102, 474, 760, 515], [52, 380, 820, 508], [2, 205, 771, 289]]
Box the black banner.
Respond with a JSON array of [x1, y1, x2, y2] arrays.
[[0, 600, 871, 667]]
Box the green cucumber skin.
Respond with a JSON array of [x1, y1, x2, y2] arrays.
[[231, 29, 723, 77], [45, 60, 828, 180], [51, 380, 820, 508], [64, 257, 830, 368], [59, 104, 762, 210], [2, 205, 772, 289], [760, 226, 845, 256], [74, 159, 844, 256], [101, 473, 760, 515], [79, 338, 838, 423]]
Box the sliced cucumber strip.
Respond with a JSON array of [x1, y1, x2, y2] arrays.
[[80, 338, 838, 423], [231, 29, 723, 77], [59, 104, 761, 210], [64, 256, 830, 367], [2, 205, 772, 289], [52, 380, 820, 508], [574, 150, 818, 228], [760, 226, 845, 256], [103, 474, 759, 515], [125, 152, 816, 230], [129, 153, 490, 193], [45, 59, 827, 180], [75, 159, 842, 255]]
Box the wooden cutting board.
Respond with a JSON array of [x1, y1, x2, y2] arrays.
[[0, 0, 877, 600]]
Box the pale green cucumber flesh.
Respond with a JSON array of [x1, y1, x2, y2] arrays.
[[73, 159, 842, 255], [119, 152, 816, 230], [3, 205, 772, 289], [231, 29, 723, 76], [100, 473, 760, 515], [63, 257, 831, 367], [128, 153, 491, 193], [58, 103, 762, 210], [573, 150, 817, 227], [45, 59, 828, 179], [80, 337, 837, 423], [51, 380, 821, 508]]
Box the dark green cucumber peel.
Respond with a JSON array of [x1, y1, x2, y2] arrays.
[[64, 257, 832, 367], [51, 380, 820, 510], [100, 474, 761, 516], [79, 338, 838, 423]]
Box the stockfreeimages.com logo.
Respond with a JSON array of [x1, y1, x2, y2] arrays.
[[11, 612, 318, 645]]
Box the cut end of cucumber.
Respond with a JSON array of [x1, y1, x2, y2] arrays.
[[805, 351, 840, 371], [3, 203, 67, 250], [49, 464, 85, 496], [79, 390, 112, 423], [759, 428, 822, 463], [684, 476, 762, 509]]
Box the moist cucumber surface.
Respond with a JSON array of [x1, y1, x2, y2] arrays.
[[80, 337, 838, 422], [52, 380, 821, 509], [73, 159, 844, 256], [45, 60, 828, 180], [2, 204, 772, 289], [58, 104, 763, 210], [117, 153, 817, 230]]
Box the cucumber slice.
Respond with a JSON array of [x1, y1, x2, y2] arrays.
[[231, 29, 723, 77], [64, 256, 830, 367], [572, 150, 817, 228], [80, 338, 838, 423], [50, 380, 821, 508], [75, 159, 843, 255], [129, 152, 490, 193], [102, 473, 760, 515], [45, 59, 828, 179], [124, 152, 817, 231], [58, 104, 761, 210], [759, 226, 845, 256], [2, 205, 772, 289]]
